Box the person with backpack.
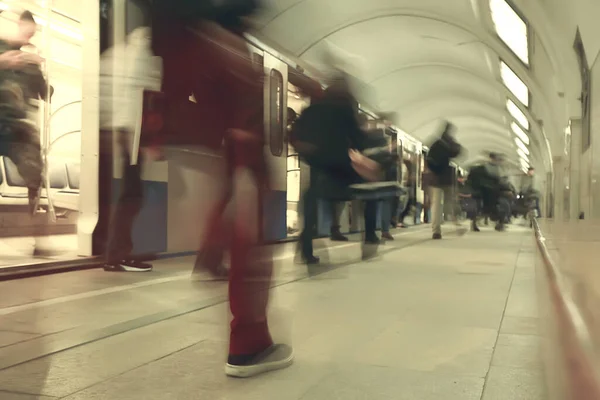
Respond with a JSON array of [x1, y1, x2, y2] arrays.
[[425, 121, 463, 239], [152, 0, 293, 378], [290, 74, 383, 264]]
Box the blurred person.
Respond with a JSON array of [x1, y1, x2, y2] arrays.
[[152, 0, 294, 377], [397, 157, 415, 228], [457, 172, 480, 232], [380, 137, 398, 240], [425, 121, 463, 239], [330, 202, 349, 241], [468, 153, 512, 231], [0, 10, 58, 255], [291, 73, 381, 264], [98, 26, 161, 272], [520, 167, 540, 218]]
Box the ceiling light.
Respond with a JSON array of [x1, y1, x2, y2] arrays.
[[520, 158, 529, 169], [500, 61, 529, 106], [506, 99, 529, 130], [515, 137, 529, 155], [489, 0, 529, 65], [511, 122, 529, 145], [517, 147, 529, 161]]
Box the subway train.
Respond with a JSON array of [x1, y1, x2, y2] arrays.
[[243, 36, 432, 241], [88, 32, 436, 256], [0, 30, 455, 251]]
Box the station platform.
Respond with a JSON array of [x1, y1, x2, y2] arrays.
[[0, 222, 546, 399]]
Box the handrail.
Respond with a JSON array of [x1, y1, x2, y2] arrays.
[[533, 219, 600, 399], [48, 130, 80, 153], [49, 100, 81, 123]]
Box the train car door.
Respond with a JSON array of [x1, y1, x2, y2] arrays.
[[262, 53, 288, 241]]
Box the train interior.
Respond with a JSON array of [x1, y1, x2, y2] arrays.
[[0, 1, 82, 269]]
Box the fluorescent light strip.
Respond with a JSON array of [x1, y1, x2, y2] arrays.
[[506, 99, 529, 130], [515, 137, 529, 155], [520, 158, 529, 169], [511, 121, 529, 145], [500, 61, 529, 106], [489, 0, 529, 64], [517, 147, 529, 162]]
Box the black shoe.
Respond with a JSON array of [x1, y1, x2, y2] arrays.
[[303, 255, 320, 265], [495, 223, 505, 232], [226, 344, 294, 378], [104, 260, 153, 272], [381, 232, 394, 240], [364, 235, 381, 245], [471, 222, 480, 232], [432, 233, 442, 240], [330, 231, 349, 241]]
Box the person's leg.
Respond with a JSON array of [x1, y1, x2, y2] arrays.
[[194, 143, 234, 277], [398, 196, 411, 227], [103, 136, 151, 272], [364, 200, 379, 243], [381, 199, 393, 240], [184, 25, 291, 377], [299, 185, 318, 263], [390, 196, 399, 226], [330, 201, 348, 241], [8, 122, 55, 255], [469, 198, 480, 232], [225, 133, 292, 378], [193, 187, 231, 277], [495, 197, 510, 231], [443, 185, 458, 224], [430, 186, 443, 238]]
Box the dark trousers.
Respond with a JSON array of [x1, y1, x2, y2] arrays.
[[398, 196, 414, 223], [300, 185, 377, 258], [105, 145, 144, 264]]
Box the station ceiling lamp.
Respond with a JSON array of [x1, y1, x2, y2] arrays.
[[506, 99, 529, 130], [519, 157, 529, 170], [514, 136, 529, 155], [510, 121, 529, 145], [517, 147, 529, 162]]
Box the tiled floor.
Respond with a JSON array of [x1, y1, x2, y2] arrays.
[[0, 223, 546, 399]]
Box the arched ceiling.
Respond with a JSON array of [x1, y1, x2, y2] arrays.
[[252, 0, 573, 174]]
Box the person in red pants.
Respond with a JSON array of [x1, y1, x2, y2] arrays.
[[152, 9, 293, 378]]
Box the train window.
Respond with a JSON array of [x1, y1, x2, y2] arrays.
[[269, 69, 284, 157], [3, 158, 26, 187], [66, 163, 80, 190], [49, 164, 67, 189]]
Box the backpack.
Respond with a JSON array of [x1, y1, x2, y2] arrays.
[[425, 140, 448, 175]]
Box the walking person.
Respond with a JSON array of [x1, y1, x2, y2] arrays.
[[425, 121, 463, 239], [152, 0, 293, 377], [99, 26, 160, 272]]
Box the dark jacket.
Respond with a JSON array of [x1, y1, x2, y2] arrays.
[[426, 124, 462, 187], [290, 84, 364, 169]]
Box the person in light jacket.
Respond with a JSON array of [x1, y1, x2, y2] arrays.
[[98, 26, 163, 272]]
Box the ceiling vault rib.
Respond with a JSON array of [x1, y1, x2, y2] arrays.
[[291, 9, 555, 170]]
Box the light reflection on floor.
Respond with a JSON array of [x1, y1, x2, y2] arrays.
[[0, 234, 79, 268]]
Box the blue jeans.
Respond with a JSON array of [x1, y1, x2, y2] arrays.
[[381, 199, 392, 233]]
